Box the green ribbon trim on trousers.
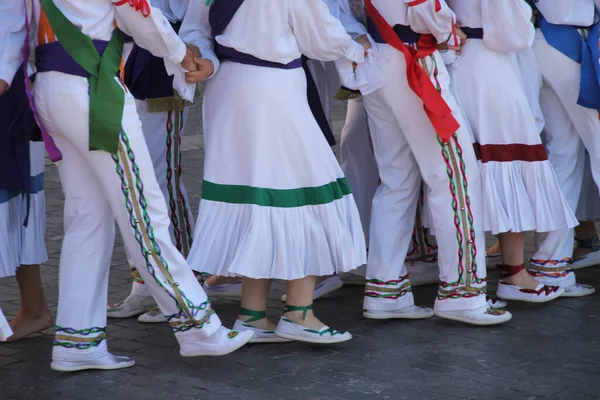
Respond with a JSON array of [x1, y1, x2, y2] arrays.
[[40, 0, 125, 155]]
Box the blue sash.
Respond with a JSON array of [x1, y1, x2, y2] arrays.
[[539, 14, 600, 109]]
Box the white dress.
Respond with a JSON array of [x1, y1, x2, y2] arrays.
[[446, 0, 577, 235], [181, 0, 367, 279]]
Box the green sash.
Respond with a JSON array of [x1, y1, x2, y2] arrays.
[[40, 0, 125, 154]]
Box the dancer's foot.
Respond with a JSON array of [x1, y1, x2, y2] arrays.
[[51, 353, 135, 372], [275, 304, 352, 344], [203, 281, 242, 299], [486, 241, 500, 258], [179, 326, 254, 357], [137, 307, 166, 324], [107, 294, 156, 318], [7, 312, 53, 342], [434, 306, 512, 326], [486, 295, 507, 309], [234, 308, 292, 343], [363, 305, 434, 320]]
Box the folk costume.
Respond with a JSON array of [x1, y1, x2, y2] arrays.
[[527, 0, 598, 294], [181, 0, 367, 343], [445, 0, 578, 302], [107, 0, 200, 323], [0, 1, 48, 341], [338, 0, 510, 324], [10, 0, 253, 371]]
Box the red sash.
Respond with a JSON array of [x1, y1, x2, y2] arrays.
[[364, 0, 459, 142]]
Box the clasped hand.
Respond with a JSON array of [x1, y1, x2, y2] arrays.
[[181, 43, 214, 84], [438, 23, 467, 55]]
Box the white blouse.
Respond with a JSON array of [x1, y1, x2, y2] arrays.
[[179, 0, 365, 77], [536, 0, 596, 27], [1, 0, 188, 84], [370, 0, 456, 44]]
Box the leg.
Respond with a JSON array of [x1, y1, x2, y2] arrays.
[[366, 49, 507, 324], [495, 232, 563, 303], [274, 277, 352, 344], [340, 98, 379, 240], [109, 104, 197, 319], [528, 75, 590, 294], [34, 73, 252, 369], [7, 264, 53, 341], [232, 278, 291, 343]]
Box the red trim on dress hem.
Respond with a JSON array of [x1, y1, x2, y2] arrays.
[[473, 143, 548, 163]]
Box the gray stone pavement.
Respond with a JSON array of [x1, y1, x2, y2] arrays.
[[1, 100, 600, 400]]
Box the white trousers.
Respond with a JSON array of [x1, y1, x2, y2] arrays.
[[340, 98, 379, 242], [363, 45, 487, 312], [530, 30, 600, 286], [35, 72, 220, 362], [130, 103, 195, 295]]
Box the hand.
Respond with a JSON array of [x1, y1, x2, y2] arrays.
[[185, 57, 215, 83], [354, 34, 372, 56], [181, 43, 202, 72], [439, 25, 467, 55], [0, 79, 8, 96]]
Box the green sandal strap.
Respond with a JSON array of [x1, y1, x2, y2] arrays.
[[239, 307, 266, 323], [283, 304, 313, 320]]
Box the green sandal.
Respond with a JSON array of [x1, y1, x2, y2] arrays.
[[233, 307, 293, 343], [274, 304, 352, 344]]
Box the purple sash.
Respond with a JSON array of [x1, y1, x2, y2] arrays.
[[0, 64, 37, 193], [36, 40, 110, 78], [123, 22, 181, 100]]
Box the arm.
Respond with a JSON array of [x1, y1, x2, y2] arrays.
[[405, 0, 456, 44], [113, 0, 187, 65], [289, 0, 365, 63], [0, 0, 27, 88], [323, 0, 368, 38], [178, 0, 219, 76]]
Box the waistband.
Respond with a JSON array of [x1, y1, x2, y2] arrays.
[[460, 27, 483, 40], [216, 44, 302, 69], [367, 19, 420, 44], [35, 40, 109, 78]]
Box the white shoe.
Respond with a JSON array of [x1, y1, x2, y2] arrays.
[[0, 308, 13, 342], [107, 294, 156, 318], [561, 283, 596, 297], [363, 305, 434, 320], [275, 318, 352, 344], [179, 326, 254, 357], [203, 281, 242, 299], [233, 320, 293, 343], [434, 306, 512, 326], [496, 282, 564, 303], [406, 260, 439, 287], [51, 353, 135, 372], [280, 275, 344, 302], [572, 249, 600, 270], [137, 307, 165, 323], [486, 296, 507, 309]]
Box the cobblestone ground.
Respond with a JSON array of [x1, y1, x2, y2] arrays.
[[1, 100, 600, 400]]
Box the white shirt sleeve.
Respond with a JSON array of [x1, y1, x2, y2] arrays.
[[405, 0, 455, 44], [323, 0, 368, 38], [113, 0, 186, 65], [178, 0, 219, 73], [0, 0, 27, 85], [288, 0, 365, 63]]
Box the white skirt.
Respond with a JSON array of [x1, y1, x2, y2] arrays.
[[188, 62, 366, 280], [449, 40, 577, 234], [0, 142, 47, 278]]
